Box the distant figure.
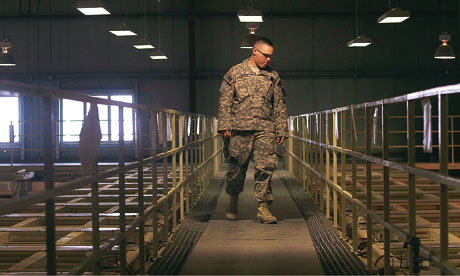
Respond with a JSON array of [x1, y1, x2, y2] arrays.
[[217, 37, 288, 224]]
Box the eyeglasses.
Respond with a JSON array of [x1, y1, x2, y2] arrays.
[[255, 48, 274, 59]]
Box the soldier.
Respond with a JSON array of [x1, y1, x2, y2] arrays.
[[217, 37, 288, 224]]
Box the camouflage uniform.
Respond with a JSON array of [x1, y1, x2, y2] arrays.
[[218, 59, 288, 203]]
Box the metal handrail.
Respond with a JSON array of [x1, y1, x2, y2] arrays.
[[0, 134, 217, 216], [0, 80, 223, 275], [294, 83, 460, 116], [287, 83, 460, 275], [285, 149, 457, 275]]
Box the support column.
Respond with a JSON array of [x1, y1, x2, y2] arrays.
[[188, 0, 196, 113]]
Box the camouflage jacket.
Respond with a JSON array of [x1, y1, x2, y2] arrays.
[[217, 60, 288, 137]]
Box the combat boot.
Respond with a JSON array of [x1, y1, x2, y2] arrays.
[[225, 195, 238, 220], [257, 202, 277, 224]]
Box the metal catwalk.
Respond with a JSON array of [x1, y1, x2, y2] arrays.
[[150, 165, 367, 275]]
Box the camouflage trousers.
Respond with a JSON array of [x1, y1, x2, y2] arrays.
[[224, 130, 277, 203]]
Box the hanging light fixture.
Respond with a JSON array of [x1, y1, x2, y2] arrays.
[[109, 0, 137, 36], [434, 32, 456, 59], [348, 35, 372, 47], [110, 22, 138, 36], [133, 0, 154, 49], [150, 0, 167, 60], [378, 7, 410, 23], [238, 1, 263, 22], [348, 0, 372, 47], [149, 50, 168, 59], [0, 37, 15, 67], [238, 7, 263, 22], [76, 0, 110, 15], [134, 38, 155, 49], [240, 23, 260, 49]]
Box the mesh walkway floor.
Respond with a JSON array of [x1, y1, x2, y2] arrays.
[[178, 165, 325, 275]]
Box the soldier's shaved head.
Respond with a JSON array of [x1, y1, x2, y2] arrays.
[[253, 37, 274, 48], [250, 37, 274, 69]]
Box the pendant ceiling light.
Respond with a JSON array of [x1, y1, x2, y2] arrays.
[[348, 35, 372, 47], [0, 39, 16, 67], [134, 38, 155, 49], [110, 22, 138, 36], [76, 0, 110, 15], [150, 0, 167, 60], [0, 28, 16, 68], [348, 0, 371, 47], [434, 32, 456, 59], [378, 7, 410, 23], [238, 0, 263, 22], [110, 0, 137, 36], [149, 50, 168, 60], [133, 0, 154, 49], [240, 23, 260, 49]]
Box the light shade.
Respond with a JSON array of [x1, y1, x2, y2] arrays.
[[435, 33, 456, 60], [347, 35, 372, 47], [0, 39, 16, 66], [240, 33, 260, 49], [377, 7, 410, 23], [133, 38, 155, 49], [0, 51, 16, 67], [149, 50, 168, 60], [76, 0, 110, 15], [237, 6, 263, 22], [109, 22, 138, 36], [0, 39, 12, 49]]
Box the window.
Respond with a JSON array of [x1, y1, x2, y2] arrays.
[[60, 94, 134, 143], [0, 96, 19, 143]]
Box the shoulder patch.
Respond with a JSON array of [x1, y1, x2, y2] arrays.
[[276, 79, 287, 96], [223, 73, 233, 85], [277, 79, 284, 88]]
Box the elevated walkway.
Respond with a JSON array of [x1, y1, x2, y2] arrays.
[[150, 164, 367, 275]]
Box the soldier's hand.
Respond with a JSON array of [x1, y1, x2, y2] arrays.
[[221, 130, 232, 138], [277, 136, 286, 145]]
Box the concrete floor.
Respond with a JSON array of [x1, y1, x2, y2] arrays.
[[179, 165, 325, 275]]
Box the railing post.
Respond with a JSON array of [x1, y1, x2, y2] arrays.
[[43, 96, 56, 275], [136, 110, 146, 274], [333, 112, 338, 227], [185, 116, 190, 214], [325, 113, 331, 218], [213, 118, 219, 173], [288, 118, 293, 174], [179, 115, 185, 222], [382, 103, 390, 275], [341, 111, 347, 238], [439, 94, 449, 274], [162, 112, 169, 242], [319, 114, 324, 211], [314, 116, 319, 204], [365, 106, 373, 271], [407, 100, 416, 274], [90, 103, 101, 275], [171, 114, 178, 230], [90, 168, 100, 275], [351, 108, 358, 252], [118, 106, 127, 275], [150, 111, 159, 259], [190, 116, 196, 208], [309, 115, 314, 197]]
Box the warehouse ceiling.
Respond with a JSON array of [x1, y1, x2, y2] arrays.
[[0, 0, 457, 18]]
